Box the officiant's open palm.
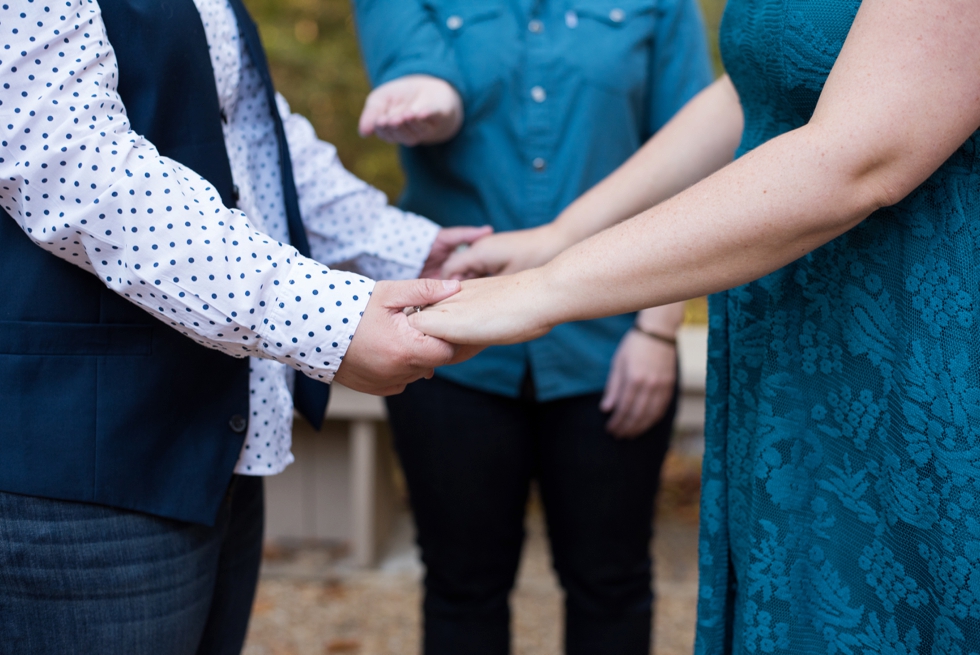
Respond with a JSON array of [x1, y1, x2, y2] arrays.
[[359, 75, 463, 146]]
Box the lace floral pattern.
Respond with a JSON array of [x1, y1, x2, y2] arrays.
[[695, 0, 980, 652]]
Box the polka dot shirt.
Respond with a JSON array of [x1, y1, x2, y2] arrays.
[[0, 0, 440, 475]]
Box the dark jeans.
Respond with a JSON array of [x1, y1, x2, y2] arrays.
[[387, 376, 676, 655], [0, 475, 264, 655]]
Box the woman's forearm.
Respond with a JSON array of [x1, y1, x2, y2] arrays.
[[550, 76, 744, 248], [538, 0, 980, 328], [413, 0, 980, 347], [416, 121, 905, 346], [537, 124, 882, 327], [439, 77, 743, 279]]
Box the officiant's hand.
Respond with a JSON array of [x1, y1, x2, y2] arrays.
[[359, 74, 464, 146], [601, 329, 677, 438], [335, 279, 463, 396], [601, 304, 683, 437]]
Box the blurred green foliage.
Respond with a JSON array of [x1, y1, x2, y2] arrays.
[[700, 0, 727, 76], [244, 0, 404, 197], [245, 0, 727, 202]]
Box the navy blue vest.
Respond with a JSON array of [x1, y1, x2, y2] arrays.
[[0, 0, 323, 525]]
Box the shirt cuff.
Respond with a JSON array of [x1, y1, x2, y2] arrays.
[[264, 264, 375, 383]]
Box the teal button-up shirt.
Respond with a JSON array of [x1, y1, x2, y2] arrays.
[[354, 0, 712, 400]]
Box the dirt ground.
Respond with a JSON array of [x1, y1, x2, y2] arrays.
[[243, 447, 702, 655]]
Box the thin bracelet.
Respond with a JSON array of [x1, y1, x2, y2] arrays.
[[632, 323, 678, 347]]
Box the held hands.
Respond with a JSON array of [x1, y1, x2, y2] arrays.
[[408, 270, 682, 438], [334, 278, 466, 396], [330, 225, 493, 395], [359, 75, 464, 146], [406, 274, 554, 347], [330, 225, 493, 396]]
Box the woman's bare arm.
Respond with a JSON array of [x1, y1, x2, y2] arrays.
[[441, 76, 744, 279], [548, 76, 744, 249], [419, 0, 980, 345]]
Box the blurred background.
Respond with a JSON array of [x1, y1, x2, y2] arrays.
[[242, 1, 726, 653]]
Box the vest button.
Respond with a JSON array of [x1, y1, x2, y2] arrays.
[[229, 415, 247, 434]]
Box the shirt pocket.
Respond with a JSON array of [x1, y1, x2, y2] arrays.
[[565, 0, 659, 94], [422, 2, 510, 115]]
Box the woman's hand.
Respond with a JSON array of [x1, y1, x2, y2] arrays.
[[359, 75, 464, 146], [601, 329, 677, 438], [440, 224, 571, 280], [407, 272, 556, 346], [419, 225, 493, 279]]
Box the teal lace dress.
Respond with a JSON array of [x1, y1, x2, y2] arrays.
[[696, 1, 980, 653]]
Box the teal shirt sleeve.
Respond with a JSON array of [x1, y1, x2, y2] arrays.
[[647, 0, 714, 135], [351, 0, 467, 99]]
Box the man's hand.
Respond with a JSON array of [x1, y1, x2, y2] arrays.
[[600, 329, 677, 438], [359, 75, 464, 146], [334, 279, 463, 396], [439, 224, 569, 280], [419, 225, 493, 279]]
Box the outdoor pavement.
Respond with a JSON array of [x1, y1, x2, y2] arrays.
[[243, 442, 702, 655]]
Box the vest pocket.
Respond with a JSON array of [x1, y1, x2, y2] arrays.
[[0, 321, 153, 356]]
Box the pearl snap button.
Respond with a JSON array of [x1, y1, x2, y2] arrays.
[[531, 86, 547, 103], [565, 11, 579, 28], [532, 157, 547, 171], [446, 15, 463, 30], [609, 8, 626, 22], [528, 19, 544, 33]]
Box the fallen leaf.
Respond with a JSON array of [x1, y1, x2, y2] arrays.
[[325, 639, 361, 653]]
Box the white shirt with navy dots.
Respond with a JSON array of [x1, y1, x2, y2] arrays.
[[0, 0, 440, 475]]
